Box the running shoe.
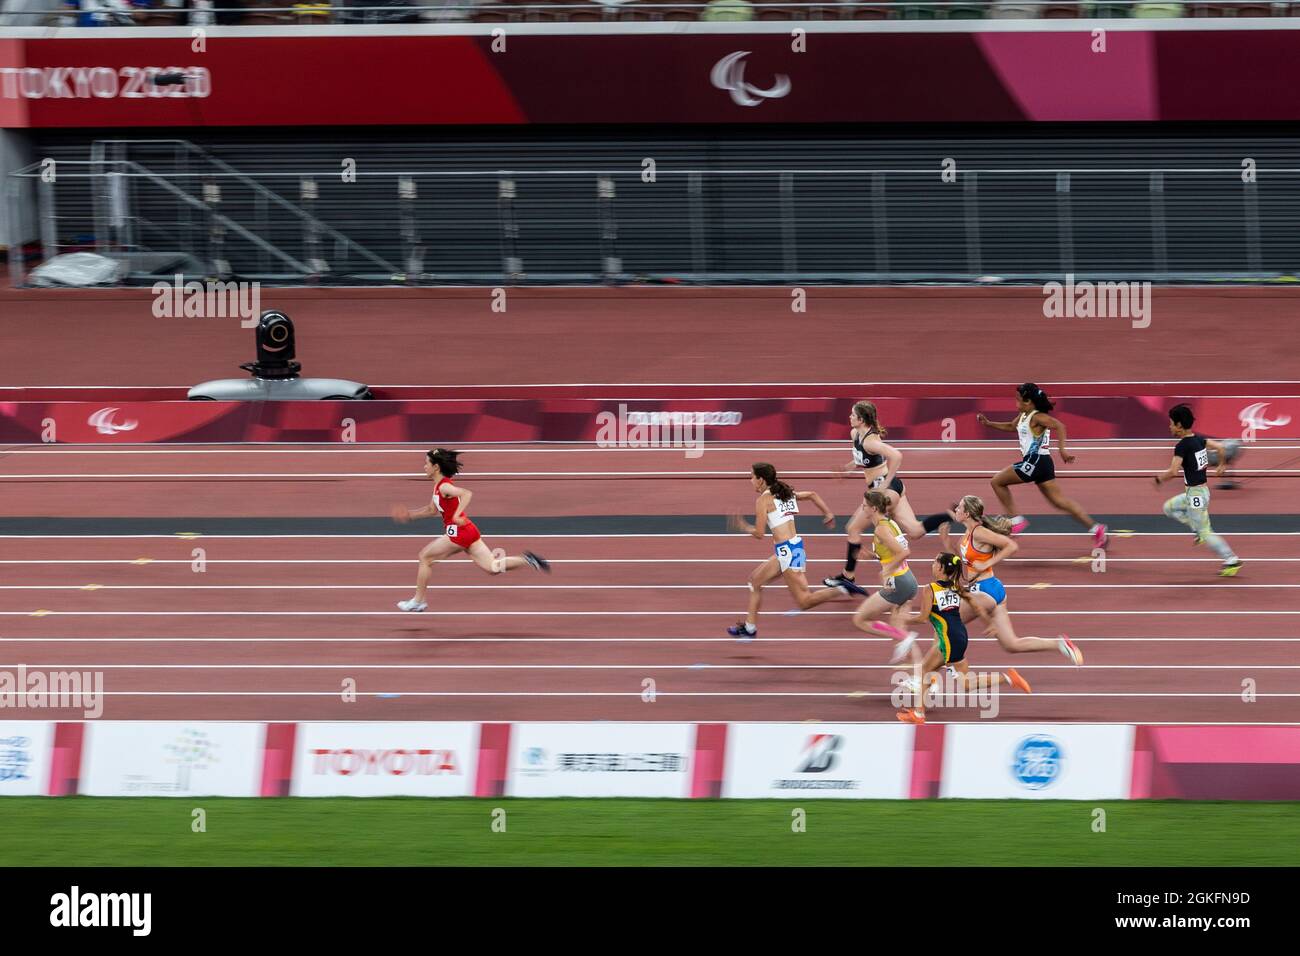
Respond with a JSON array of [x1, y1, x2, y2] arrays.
[[870, 621, 907, 641], [889, 630, 919, 665], [1192, 531, 1205, 547], [896, 708, 926, 724], [1009, 516, 1030, 536], [1219, 560, 1244, 578], [396, 598, 428, 612], [523, 551, 551, 573], [1092, 524, 1109, 549], [836, 579, 870, 597], [727, 621, 757, 641], [1058, 634, 1084, 665], [1007, 668, 1032, 694], [823, 573, 854, 589]]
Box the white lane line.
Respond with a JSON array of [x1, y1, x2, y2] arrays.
[[3, 609, 1298, 616], [7, 663, 1291, 670], [2, 558, 1298, 565], [9, 444, 1300, 454], [3, 583, 1298, 590], [4, 636, 1296, 643], [10, 379, 1298, 387], [1, 532, 1297, 539], [9, 691, 1297, 698], [3, 470, 1296, 479]]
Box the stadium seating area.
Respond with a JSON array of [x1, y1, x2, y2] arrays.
[[18, 0, 1300, 27]]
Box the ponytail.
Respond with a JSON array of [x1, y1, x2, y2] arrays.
[[752, 462, 795, 503], [959, 495, 1013, 536], [427, 448, 462, 477], [935, 552, 974, 602], [1018, 382, 1055, 413], [852, 400, 887, 440]]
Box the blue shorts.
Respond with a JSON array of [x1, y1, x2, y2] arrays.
[[775, 536, 807, 573], [970, 576, 1006, 606]]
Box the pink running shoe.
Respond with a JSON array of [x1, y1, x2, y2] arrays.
[[1009, 516, 1029, 536], [1092, 524, 1109, 549]]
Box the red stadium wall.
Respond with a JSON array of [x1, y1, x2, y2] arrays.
[[5, 24, 1300, 127]]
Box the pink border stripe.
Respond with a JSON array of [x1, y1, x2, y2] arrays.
[[46, 722, 84, 797], [474, 723, 511, 798], [690, 723, 728, 799], [908, 724, 946, 799], [259, 722, 297, 797]]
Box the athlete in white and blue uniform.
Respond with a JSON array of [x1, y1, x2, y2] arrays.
[[727, 462, 866, 640]]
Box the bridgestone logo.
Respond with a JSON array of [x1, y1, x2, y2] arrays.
[[772, 779, 859, 790], [624, 411, 742, 426]]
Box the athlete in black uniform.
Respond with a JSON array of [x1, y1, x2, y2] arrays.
[[1154, 405, 1242, 576]]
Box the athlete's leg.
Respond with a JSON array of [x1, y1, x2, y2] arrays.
[[465, 539, 530, 574], [990, 466, 1021, 514], [744, 557, 781, 627], [408, 536, 459, 604], [838, 501, 870, 580], [960, 592, 1060, 653], [887, 491, 924, 539], [1037, 479, 1097, 530]]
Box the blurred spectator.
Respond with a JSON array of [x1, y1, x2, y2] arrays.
[[702, 0, 752, 17], [1132, 1, 1184, 12]]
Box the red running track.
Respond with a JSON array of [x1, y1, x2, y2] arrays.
[[0, 443, 1295, 724]]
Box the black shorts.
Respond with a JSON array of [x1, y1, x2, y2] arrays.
[[1011, 454, 1056, 485], [869, 474, 906, 496]]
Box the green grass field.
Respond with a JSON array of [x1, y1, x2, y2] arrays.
[[1, 798, 1296, 866]]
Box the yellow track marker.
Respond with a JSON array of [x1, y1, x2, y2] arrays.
[[81, 584, 103, 591], [30, 609, 51, 617], [1072, 556, 1091, 564], [1029, 582, 1052, 590], [175, 532, 202, 540], [131, 557, 154, 565], [801, 718, 822, 723], [1113, 530, 1136, 538], [846, 691, 870, 699]]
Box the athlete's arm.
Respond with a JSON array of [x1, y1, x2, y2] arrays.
[[391, 503, 432, 524], [795, 490, 836, 528], [870, 439, 903, 487], [875, 524, 910, 579], [1153, 454, 1182, 486], [1205, 438, 1229, 477], [1035, 413, 1075, 463], [439, 483, 472, 525], [841, 429, 861, 474], [962, 590, 996, 629], [973, 525, 1018, 572], [976, 413, 1018, 432]]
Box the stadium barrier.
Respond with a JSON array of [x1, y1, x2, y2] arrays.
[[0, 395, 1295, 443], [3, 721, 1297, 799]]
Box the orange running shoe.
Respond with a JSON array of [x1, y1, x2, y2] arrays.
[[1007, 668, 1032, 694], [896, 708, 926, 724]]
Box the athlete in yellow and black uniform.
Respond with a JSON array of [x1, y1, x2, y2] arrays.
[[895, 553, 1032, 725]]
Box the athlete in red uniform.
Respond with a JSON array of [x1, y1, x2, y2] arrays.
[[392, 448, 550, 612]]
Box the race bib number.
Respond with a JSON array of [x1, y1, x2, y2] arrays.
[[1189, 493, 1205, 509], [935, 590, 961, 611], [1194, 449, 1209, 471], [851, 448, 865, 467], [446, 524, 458, 538], [776, 498, 798, 516], [1015, 459, 1036, 477]]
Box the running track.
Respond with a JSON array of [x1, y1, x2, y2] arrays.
[[1, 440, 1295, 723], [1, 286, 1296, 723]]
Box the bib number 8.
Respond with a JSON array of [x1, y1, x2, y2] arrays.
[[1189, 494, 1205, 510]]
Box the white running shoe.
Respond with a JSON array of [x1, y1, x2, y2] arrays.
[[889, 631, 919, 665], [396, 598, 428, 612]]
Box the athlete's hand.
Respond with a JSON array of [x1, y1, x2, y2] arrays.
[[976, 413, 990, 427], [1215, 463, 1226, 477], [1060, 452, 1077, 465], [836, 463, 856, 479], [391, 504, 411, 524], [453, 514, 468, 527], [1152, 476, 1162, 487], [822, 512, 836, 529], [727, 512, 753, 535]]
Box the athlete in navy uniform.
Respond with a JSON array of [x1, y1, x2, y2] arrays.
[[1154, 404, 1242, 577]]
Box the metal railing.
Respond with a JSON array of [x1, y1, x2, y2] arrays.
[[5, 0, 1298, 26], [9, 152, 1300, 285]]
